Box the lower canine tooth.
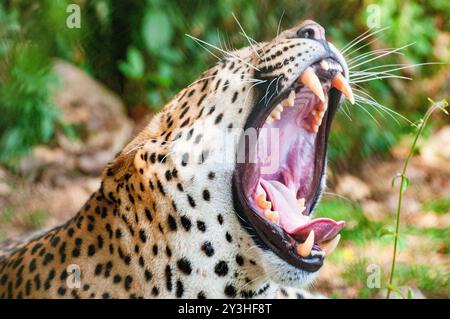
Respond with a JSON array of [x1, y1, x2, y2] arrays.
[[320, 234, 341, 255], [297, 230, 314, 257]]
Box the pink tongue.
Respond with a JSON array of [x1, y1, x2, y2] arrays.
[[259, 179, 345, 243]]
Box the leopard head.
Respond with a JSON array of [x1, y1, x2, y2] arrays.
[[104, 20, 353, 297]]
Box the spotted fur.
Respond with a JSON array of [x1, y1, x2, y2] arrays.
[[0, 20, 344, 298]]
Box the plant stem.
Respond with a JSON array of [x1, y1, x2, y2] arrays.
[[386, 99, 448, 299]]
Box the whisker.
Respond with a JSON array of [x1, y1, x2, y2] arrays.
[[186, 34, 260, 71], [232, 12, 261, 59], [341, 26, 390, 54], [349, 43, 415, 69]]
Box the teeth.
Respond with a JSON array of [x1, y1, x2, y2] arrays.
[[265, 116, 274, 125], [297, 198, 306, 214], [320, 60, 330, 71], [282, 90, 295, 108], [297, 230, 315, 257], [256, 193, 272, 210], [331, 72, 355, 104], [265, 210, 280, 225], [319, 234, 341, 255], [298, 67, 325, 102], [271, 110, 281, 120]]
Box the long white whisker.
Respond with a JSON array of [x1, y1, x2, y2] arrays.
[[341, 26, 381, 51], [186, 34, 260, 71], [232, 12, 261, 59], [349, 43, 415, 69], [347, 48, 404, 65], [276, 10, 285, 38], [341, 26, 390, 54]]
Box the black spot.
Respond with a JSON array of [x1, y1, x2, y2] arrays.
[[177, 258, 192, 275], [197, 221, 206, 232], [139, 230, 147, 243], [165, 266, 172, 291], [144, 270, 152, 282], [226, 232, 232, 242], [181, 153, 189, 166], [225, 284, 237, 297], [187, 195, 196, 208], [208, 172, 215, 180], [197, 291, 206, 299], [214, 261, 229, 277], [145, 208, 153, 222], [231, 91, 238, 103], [124, 275, 133, 291], [152, 287, 159, 296], [201, 242, 214, 257], [152, 245, 158, 256], [214, 113, 224, 124], [113, 275, 121, 284], [176, 280, 184, 298], [236, 254, 244, 266], [180, 216, 192, 231], [57, 287, 66, 296], [217, 214, 224, 225], [87, 244, 96, 256], [167, 215, 177, 231], [202, 189, 210, 201], [94, 264, 103, 276]]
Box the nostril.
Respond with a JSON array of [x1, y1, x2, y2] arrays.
[[297, 28, 316, 39]]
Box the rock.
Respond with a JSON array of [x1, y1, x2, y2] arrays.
[[53, 60, 133, 175], [16, 61, 133, 179], [336, 174, 371, 201], [362, 200, 386, 222]]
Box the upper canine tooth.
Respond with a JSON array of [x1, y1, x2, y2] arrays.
[[298, 67, 325, 102], [265, 117, 274, 125], [297, 230, 315, 257], [319, 234, 341, 255], [276, 104, 284, 112], [331, 72, 355, 104]]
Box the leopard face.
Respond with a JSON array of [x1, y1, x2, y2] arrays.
[[0, 20, 352, 299]]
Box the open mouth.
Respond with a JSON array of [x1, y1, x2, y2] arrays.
[[233, 58, 354, 272]]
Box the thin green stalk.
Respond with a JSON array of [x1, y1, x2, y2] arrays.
[[386, 98, 448, 299]]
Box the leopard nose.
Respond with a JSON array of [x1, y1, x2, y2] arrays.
[[296, 23, 326, 41]]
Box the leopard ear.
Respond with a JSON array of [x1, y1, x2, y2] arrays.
[[103, 127, 156, 182]]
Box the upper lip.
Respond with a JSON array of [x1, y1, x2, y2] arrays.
[[232, 55, 351, 272]]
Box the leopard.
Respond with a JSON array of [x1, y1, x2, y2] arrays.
[[0, 20, 354, 299]]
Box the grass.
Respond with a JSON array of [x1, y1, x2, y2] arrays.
[[422, 197, 450, 215]]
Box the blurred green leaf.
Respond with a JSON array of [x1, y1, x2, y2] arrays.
[[142, 9, 173, 54], [118, 46, 145, 79]]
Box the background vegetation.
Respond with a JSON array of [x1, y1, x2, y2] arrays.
[[0, 0, 448, 298]]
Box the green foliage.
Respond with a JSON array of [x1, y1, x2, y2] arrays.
[[422, 197, 450, 215]]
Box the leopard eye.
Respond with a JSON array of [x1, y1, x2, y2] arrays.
[[297, 28, 315, 39]]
